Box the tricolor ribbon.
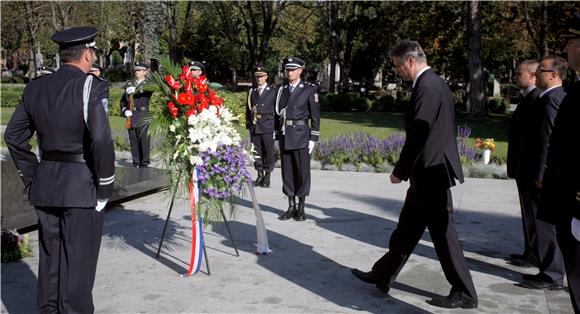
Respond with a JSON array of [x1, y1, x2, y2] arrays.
[[185, 168, 204, 276]]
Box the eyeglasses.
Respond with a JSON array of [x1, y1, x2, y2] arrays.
[[537, 69, 555, 73]]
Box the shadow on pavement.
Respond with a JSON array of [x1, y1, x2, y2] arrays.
[[1, 260, 37, 314]]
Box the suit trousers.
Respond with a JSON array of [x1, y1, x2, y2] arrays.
[[556, 221, 580, 313], [36, 207, 104, 314], [515, 178, 540, 262], [280, 145, 310, 197], [128, 124, 150, 167], [251, 133, 275, 172], [371, 186, 477, 300], [535, 215, 565, 283]]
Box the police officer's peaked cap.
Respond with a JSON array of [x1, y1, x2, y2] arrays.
[[560, 12, 580, 38], [189, 60, 204, 71], [51, 26, 99, 51], [254, 66, 268, 76], [284, 57, 304, 70], [134, 62, 149, 70], [91, 63, 103, 71]]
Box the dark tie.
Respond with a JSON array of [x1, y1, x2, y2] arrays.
[[258, 87, 264, 96], [290, 85, 295, 93]]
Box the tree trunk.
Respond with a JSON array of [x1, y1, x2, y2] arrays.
[[328, 1, 338, 93], [467, 0, 486, 119]]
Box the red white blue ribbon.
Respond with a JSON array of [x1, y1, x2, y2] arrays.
[[186, 168, 204, 276]]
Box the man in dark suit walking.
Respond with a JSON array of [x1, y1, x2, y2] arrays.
[[351, 40, 477, 309], [507, 60, 542, 267], [4, 26, 115, 313], [275, 57, 321, 221], [537, 13, 580, 312], [246, 66, 277, 188], [518, 55, 567, 291], [121, 62, 153, 168]]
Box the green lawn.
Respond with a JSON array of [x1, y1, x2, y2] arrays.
[[1, 107, 510, 161]]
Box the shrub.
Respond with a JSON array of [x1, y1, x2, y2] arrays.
[[318, 93, 372, 112], [1, 87, 24, 107], [487, 97, 508, 114], [217, 90, 247, 125], [104, 68, 129, 82]]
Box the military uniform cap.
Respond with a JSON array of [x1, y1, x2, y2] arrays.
[[254, 66, 268, 76], [91, 63, 103, 71], [51, 26, 99, 51], [560, 12, 580, 38], [134, 62, 149, 70], [284, 56, 304, 70], [189, 60, 204, 71]]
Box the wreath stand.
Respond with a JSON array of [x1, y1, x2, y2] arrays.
[[155, 180, 268, 276]]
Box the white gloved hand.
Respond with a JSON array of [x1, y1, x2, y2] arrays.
[[274, 140, 279, 151], [572, 218, 580, 242], [96, 199, 108, 212], [126, 86, 136, 94], [124, 110, 133, 118], [308, 140, 315, 154]]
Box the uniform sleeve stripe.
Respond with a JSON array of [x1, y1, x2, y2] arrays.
[[83, 75, 94, 127], [100, 179, 114, 185], [100, 175, 115, 181]]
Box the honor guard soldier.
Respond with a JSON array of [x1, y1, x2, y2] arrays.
[[189, 60, 204, 78], [246, 66, 277, 187], [4, 26, 115, 313], [275, 57, 321, 221], [90, 62, 103, 77], [121, 62, 153, 167]]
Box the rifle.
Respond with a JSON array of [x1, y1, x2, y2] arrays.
[[124, 92, 134, 129]]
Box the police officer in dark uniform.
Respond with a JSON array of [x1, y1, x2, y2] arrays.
[[4, 26, 115, 313], [246, 66, 277, 188], [189, 60, 204, 78], [121, 62, 153, 167], [275, 57, 321, 221]]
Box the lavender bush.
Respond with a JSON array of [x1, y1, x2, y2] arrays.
[[457, 124, 479, 164]]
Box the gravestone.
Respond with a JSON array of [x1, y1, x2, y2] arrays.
[[1, 161, 167, 231]]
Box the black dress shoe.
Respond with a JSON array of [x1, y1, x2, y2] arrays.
[[517, 276, 564, 290], [351, 269, 389, 294], [427, 292, 477, 309], [521, 273, 541, 281]]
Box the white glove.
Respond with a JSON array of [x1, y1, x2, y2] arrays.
[[572, 218, 580, 242], [126, 86, 136, 94], [124, 110, 133, 118], [274, 140, 279, 151], [308, 140, 315, 154], [96, 199, 108, 212]]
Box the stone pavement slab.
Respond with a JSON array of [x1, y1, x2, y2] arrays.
[[1, 169, 574, 313]]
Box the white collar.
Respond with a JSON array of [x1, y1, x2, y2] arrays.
[[136, 79, 145, 85], [522, 86, 536, 97], [412, 66, 431, 89], [289, 80, 300, 88], [539, 85, 561, 98], [258, 83, 268, 89]]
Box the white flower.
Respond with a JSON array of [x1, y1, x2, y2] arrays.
[[169, 124, 176, 133], [209, 105, 218, 115], [189, 155, 202, 165]]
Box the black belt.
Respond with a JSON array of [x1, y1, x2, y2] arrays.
[[133, 107, 148, 112], [256, 113, 274, 120], [285, 119, 307, 126], [42, 152, 86, 163]]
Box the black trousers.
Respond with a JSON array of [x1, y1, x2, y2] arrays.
[[280, 144, 310, 197], [556, 221, 580, 313], [36, 207, 105, 314], [515, 178, 540, 262], [372, 186, 477, 300], [128, 124, 150, 167], [251, 133, 275, 172]]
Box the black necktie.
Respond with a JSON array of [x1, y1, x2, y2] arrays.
[[290, 85, 295, 93]]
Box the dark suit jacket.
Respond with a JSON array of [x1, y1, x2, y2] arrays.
[[4, 65, 115, 207], [539, 81, 580, 223], [246, 85, 277, 134], [507, 87, 542, 179], [530, 86, 566, 182], [274, 80, 321, 150], [392, 68, 463, 189]]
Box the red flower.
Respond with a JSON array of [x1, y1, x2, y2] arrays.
[[182, 65, 193, 81], [210, 95, 224, 106], [186, 107, 197, 118], [167, 102, 178, 118], [179, 74, 186, 81], [178, 93, 195, 105], [185, 81, 193, 95], [198, 101, 209, 112], [165, 75, 181, 90], [195, 93, 208, 104]]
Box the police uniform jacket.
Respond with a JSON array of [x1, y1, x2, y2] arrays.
[[392, 68, 463, 189], [246, 85, 277, 134], [4, 64, 115, 207], [274, 80, 321, 150], [539, 81, 580, 224], [120, 80, 153, 127]]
